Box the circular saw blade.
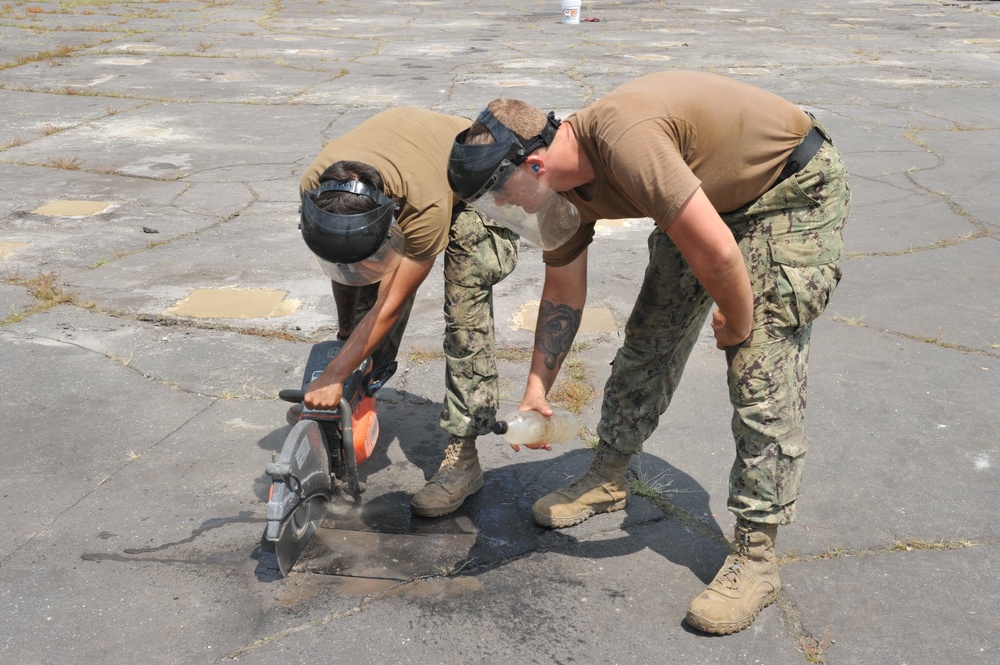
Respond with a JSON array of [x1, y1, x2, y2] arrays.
[[275, 494, 328, 577], [265, 419, 334, 576]]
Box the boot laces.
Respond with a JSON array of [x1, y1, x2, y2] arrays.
[[430, 441, 467, 486], [717, 527, 753, 590], [718, 554, 749, 590]]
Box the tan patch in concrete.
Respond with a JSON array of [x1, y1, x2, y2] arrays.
[[515, 300, 618, 333], [0, 242, 28, 259], [964, 39, 1000, 45], [165, 288, 299, 319], [633, 54, 673, 61], [34, 200, 113, 217]]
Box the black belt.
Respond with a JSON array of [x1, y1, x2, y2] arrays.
[[775, 125, 830, 184]]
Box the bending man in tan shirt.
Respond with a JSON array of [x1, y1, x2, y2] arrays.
[[449, 71, 851, 635]]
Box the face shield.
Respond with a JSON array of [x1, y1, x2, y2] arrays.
[[313, 223, 404, 286], [449, 109, 580, 251], [300, 180, 405, 286]]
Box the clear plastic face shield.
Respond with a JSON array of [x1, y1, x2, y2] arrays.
[[449, 110, 580, 251], [313, 224, 404, 286], [300, 180, 406, 286]]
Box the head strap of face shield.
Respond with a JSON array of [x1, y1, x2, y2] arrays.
[[305, 179, 394, 209], [449, 109, 561, 201], [477, 108, 561, 163]]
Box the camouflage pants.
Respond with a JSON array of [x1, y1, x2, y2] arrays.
[[338, 281, 413, 380], [598, 126, 851, 525], [440, 208, 519, 438], [335, 206, 518, 440]]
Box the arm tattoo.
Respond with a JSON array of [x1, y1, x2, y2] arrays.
[[536, 300, 582, 372]]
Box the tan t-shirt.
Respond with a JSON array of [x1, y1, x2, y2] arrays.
[[299, 108, 471, 262], [544, 71, 811, 266]]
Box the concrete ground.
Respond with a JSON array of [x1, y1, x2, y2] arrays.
[[1, 1, 997, 663]]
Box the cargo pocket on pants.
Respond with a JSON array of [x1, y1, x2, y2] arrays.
[[744, 430, 809, 508], [769, 230, 843, 330]]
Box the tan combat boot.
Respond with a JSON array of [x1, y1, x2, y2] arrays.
[[685, 519, 781, 635], [532, 446, 630, 528], [411, 437, 483, 517]]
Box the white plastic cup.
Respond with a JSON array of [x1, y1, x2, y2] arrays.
[[561, 0, 581, 25]]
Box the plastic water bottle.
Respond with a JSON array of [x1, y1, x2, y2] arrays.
[[493, 409, 579, 445]]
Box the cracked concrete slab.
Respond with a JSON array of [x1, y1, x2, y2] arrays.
[[781, 546, 1000, 664], [1, 0, 998, 664]]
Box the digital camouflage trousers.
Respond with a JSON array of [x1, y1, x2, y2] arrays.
[[440, 208, 519, 438], [597, 125, 851, 525], [340, 207, 518, 440]]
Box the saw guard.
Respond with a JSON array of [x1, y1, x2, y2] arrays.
[[265, 420, 333, 541], [350, 393, 379, 464]]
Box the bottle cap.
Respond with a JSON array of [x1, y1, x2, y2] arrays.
[[493, 421, 508, 435]]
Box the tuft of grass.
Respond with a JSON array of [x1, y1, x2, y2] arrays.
[[2, 271, 76, 325], [106, 348, 135, 367], [44, 155, 83, 170], [40, 123, 70, 136], [0, 45, 75, 71], [547, 354, 594, 415], [495, 345, 532, 362], [19, 271, 73, 304], [436, 557, 475, 577], [409, 348, 444, 363], [217, 380, 279, 401], [892, 538, 973, 552], [125, 450, 141, 462], [799, 630, 833, 664], [830, 314, 865, 327], [2, 308, 29, 326], [627, 469, 676, 501], [1, 136, 28, 151]]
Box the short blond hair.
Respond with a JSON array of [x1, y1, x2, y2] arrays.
[[465, 98, 548, 145]]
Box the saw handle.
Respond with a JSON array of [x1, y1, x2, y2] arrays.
[[278, 389, 305, 403]]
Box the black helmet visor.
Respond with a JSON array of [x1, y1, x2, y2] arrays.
[[300, 180, 404, 285]]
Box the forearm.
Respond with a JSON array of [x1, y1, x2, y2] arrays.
[[324, 257, 433, 383], [325, 297, 403, 382], [694, 244, 753, 342], [526, 299, 582, 395], [523, 251, 588, 404], [667, 188, 753, 344]]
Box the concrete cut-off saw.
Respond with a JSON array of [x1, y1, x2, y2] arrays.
[[264, 340, 394, 576]]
